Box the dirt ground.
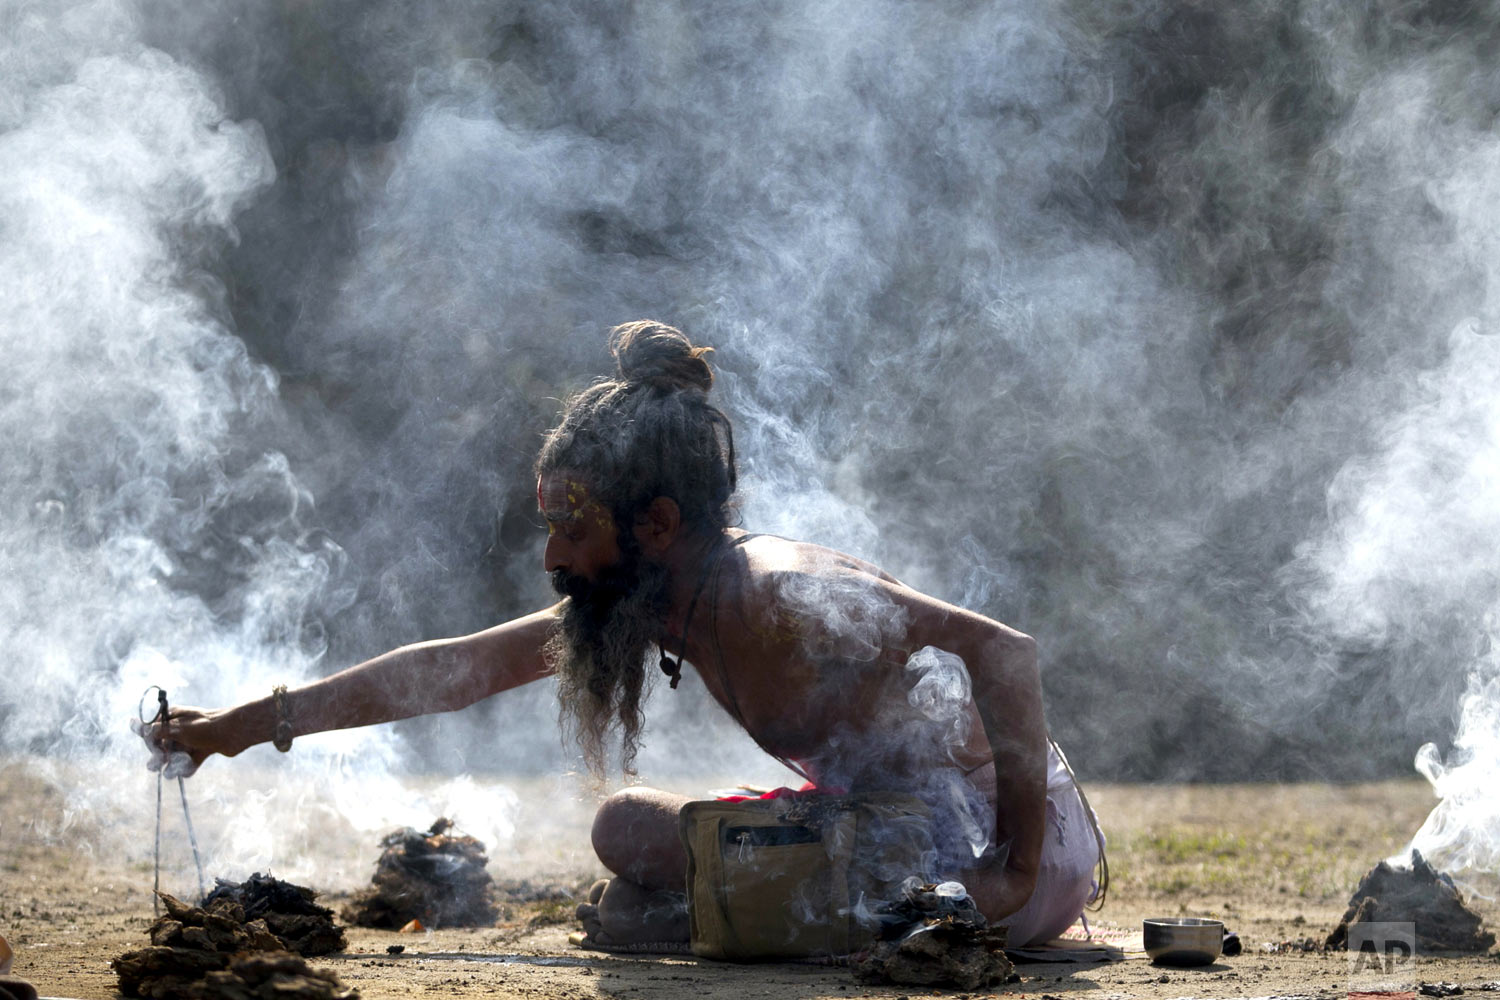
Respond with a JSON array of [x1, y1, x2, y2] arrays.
[[5, 756, 1499, 1000]]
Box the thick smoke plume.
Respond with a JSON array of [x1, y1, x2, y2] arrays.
[[5, 0, 1500, 885]]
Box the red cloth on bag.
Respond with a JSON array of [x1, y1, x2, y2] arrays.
[[715, 781, 843, 803]]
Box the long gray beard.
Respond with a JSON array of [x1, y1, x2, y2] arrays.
[[546, 558, 671, 776]]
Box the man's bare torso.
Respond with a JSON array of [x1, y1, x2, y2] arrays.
[[680, 533, 996, 797]]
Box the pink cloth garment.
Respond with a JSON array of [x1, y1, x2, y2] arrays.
[[991, 746, 1105, 947]]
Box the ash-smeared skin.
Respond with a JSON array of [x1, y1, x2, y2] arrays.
[[535, 477, 1013, 879], [147, 476, 1045, 937], [579, 528, 1046, 930]]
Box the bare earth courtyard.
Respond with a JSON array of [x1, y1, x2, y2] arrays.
[[5, 758, 1498, 1000]]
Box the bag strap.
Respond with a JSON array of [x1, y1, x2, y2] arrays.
[[1049, 736, 1109, 909], [705, 534, 816, 784], [706, 532, 758, 731]]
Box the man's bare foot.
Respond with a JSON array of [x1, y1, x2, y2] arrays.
[[574, 879, 610, 941], [573, 877, 687, 946]]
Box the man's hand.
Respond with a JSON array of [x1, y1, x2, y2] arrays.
[[133, 705, 235, 778], [964, 850, 1038, 922]]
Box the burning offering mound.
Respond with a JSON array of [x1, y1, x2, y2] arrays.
[[1326, 851, 1495, 953], [113, 892, 355, 1000], [852, 881, 1016, 990], [342, 818, 498, 929], [202, 873, 346, 956]]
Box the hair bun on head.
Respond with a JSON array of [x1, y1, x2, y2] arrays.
[[609, 320, 714, 393]]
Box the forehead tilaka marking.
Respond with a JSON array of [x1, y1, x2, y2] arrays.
[[537, 475, 613, 530], [538, 475, 589, 519]]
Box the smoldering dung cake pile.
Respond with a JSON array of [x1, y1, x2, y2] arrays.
[[113, 886, 354, 1000], [342, 818, 498, 929], [852, 881, 1016, 990], [1326, 851, 1495, 954], [201, 874, 347, 955]]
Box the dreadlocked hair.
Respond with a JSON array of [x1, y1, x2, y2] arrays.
[[536, 320, 738, 534], [538, 320, 738, 776]]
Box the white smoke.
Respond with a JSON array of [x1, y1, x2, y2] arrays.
[[0, 0, 528, 886], [1291, 39, 1500, 882], [1300, 320, 1500, 885], [12, 0, 1500, 895], [0, 0, 282, 761]]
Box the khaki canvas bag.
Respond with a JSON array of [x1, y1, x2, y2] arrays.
[[679, 792, 935, 961], [676, 537, 934, 959]]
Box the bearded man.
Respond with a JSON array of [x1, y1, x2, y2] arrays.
[[146, 321, 1104, 950]]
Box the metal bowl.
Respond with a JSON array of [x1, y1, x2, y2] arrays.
[[1143, 917, 1224, 966]]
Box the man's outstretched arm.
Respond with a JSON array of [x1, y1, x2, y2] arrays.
[[149, 606, 558, 770]]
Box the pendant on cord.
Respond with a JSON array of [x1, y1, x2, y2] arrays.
[[659, 651, 683, 689]]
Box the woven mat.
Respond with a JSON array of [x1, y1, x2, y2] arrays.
[[567, 930, 692, 955], [565, 922, 1143, 964], [1005, 920, 1142, 963]]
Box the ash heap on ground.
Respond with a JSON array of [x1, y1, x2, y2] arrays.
[[1326, 850, 1495, 954], [852, 880, 1016, 990], [342, 818, 498, 929], [113, 885, 354, 1000]]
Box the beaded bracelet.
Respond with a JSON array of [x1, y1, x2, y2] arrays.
[[271, 684, 294, 752]]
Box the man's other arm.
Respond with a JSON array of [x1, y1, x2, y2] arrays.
[[891, 584, 1048, 919]]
